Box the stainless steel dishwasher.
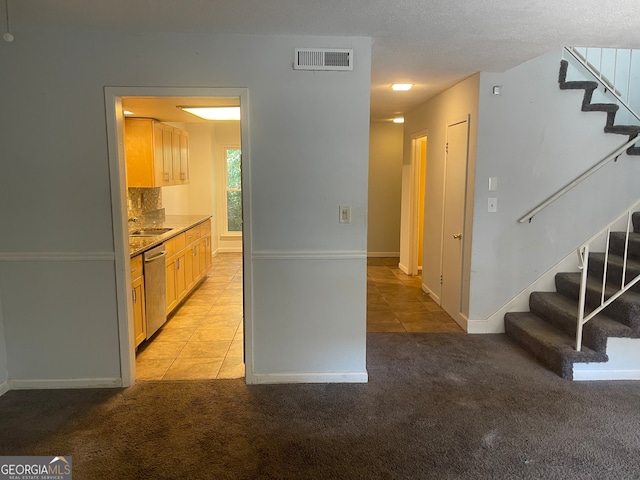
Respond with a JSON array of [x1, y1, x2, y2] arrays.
[[143, 243, 167, 339]]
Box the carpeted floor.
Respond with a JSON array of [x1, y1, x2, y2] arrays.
[[1, 333, 640, 479]]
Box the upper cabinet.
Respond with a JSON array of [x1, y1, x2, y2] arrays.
[[124, 118, 189, 187]]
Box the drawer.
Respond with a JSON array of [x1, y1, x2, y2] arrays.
[[165, 233, 186, 258], [130, 254, 143, 279], [185, 225, 201, 244], [200, 219, 211, 235]]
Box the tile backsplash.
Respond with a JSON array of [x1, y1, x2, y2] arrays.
[[127, 188, 164, 224]]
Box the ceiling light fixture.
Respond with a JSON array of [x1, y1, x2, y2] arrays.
[[393, 117, 405, 124], [178, 106, 241, 121], [392, 84, 412, 91]]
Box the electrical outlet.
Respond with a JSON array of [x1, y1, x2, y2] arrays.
[[339, 205, 351, 224]]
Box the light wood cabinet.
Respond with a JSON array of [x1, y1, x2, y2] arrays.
[[131, 254, 146, 347], [162, 219, 213, 316], [124, 118, 189, 187]]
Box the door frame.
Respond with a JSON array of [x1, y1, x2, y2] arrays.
[[104, 86, 252, 387], [407, 131, 428, 276]]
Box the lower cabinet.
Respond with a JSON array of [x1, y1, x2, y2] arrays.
[[131, 254, 146, 347], [164, 219, 213, 316]]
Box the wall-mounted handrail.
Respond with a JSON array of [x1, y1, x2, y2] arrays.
[[518, 136, 639, 223]]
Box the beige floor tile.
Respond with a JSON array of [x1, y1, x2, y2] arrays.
[[396, 311, 440, 323], [136, 340, 187, 360], [367, 310, 400, 323], [215, 295, 243, 305], [162, 358, 224, 380], [387, 301, 428, 312], [135, 358, 174, 380], [217, 357, 245, 379], [171, 303, 213, 317], [177, 340, 231, 359], [209, 304, 243, 316], [162, 316, 204, 329], [191, 325, 237, 341], [153, 327, 196, 342]]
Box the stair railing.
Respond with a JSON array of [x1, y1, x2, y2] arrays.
[[519, 47, 640, 224], [565, 47, 640, 123], [575, 200, 640, 351]]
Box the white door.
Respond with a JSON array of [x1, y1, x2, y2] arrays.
[[440, 119, 469, 322]]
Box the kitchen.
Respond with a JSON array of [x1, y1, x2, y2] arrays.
[[122, 96, 244, 381]]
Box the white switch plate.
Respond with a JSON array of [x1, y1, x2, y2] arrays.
[[489, 177, 498, 191], [488, 197, 497, 213], [339, 205, 351, 224]]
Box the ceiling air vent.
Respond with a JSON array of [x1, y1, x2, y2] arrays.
[[294, 48, 353, 71]]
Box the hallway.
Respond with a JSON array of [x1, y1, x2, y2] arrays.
[[135, 254, 462, 381]]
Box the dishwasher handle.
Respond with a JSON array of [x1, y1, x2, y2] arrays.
[[144, 251, 167, 262]]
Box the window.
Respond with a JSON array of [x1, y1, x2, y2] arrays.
[[225, 147, 242, 233]]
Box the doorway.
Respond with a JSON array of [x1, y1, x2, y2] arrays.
[[104, 87, 251, 387], [408, 134, 427, 276]]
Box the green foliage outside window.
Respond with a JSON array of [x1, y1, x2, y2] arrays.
[[226, 149, 242, 232]]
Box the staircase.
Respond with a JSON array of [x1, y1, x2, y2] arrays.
[[505, 60, 640, 380], [558, 59, 640, 155]]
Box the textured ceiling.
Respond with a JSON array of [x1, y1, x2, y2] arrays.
[[8, 0, 640, 120]]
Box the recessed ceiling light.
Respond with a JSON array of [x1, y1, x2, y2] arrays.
[[178, 106, 240, 121], [393, 117, 405, 124], [123, 110, 134, 115], [392, 84, 413, 91]]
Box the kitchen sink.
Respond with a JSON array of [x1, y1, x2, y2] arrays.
[[129, 227, 173, 237]]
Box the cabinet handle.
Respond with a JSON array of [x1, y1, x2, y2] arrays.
[[164, 172, 170, 181], [177, 258, 180, 270], [181, 173, 186, 180], [132, 288, 136, 303], [194, 246, 198, 256]]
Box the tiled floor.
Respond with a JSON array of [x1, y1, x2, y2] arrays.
[[367, 258, 464, 333], [136, 253, 244, 381], [136, 254, 463, 381]]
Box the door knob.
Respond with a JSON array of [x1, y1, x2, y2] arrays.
[[453, 233, 462, 239]]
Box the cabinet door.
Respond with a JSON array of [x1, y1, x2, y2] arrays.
[[132, 276, 146, 347], [161, 124, 174, 185], [185, 247, 195, 291], [171, 128, 181, 185], [175, 252, 187, 301], [198, 237, 207, 276], [179, 130, 189, 183], [153, 122, 168, 186], [166, 259, 177, 314], [204, 235, 212, 272]]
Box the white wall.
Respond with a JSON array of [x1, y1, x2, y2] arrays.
[[471, 49, 640, 324], [367, 122, 403, 257], [0, 30, 371, 386], [402, 74, 480, 315]]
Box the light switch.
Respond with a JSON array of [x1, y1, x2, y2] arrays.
[[489, 177, 498, 191], [488, 197, 497, 213], [339, 205, 351, 224]]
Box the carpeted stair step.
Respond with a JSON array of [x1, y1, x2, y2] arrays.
[[609, 231, 640, 260], [633, 212, 640, 232], [505, 312, 607, 380], [603, 125, 640, 136], [588, 252, 640, 293], [529, 291, 635, 353], [555, 272, 640, 329]]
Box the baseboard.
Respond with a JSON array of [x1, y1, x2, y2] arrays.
[[0, 380, 8, 397], [246, 371, 368, 384], [8, 377, 122, 390], [572, 369, 640, 381], [474, 249, 580, 334], [367, 252, 400, 258], [422, 283, 440, 305], [212, 248, 220, 257], [217, 247, 242, 253], [398, 262, 409, 275]]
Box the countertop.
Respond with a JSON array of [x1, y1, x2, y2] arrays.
[[129, 215, 212, 257]]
